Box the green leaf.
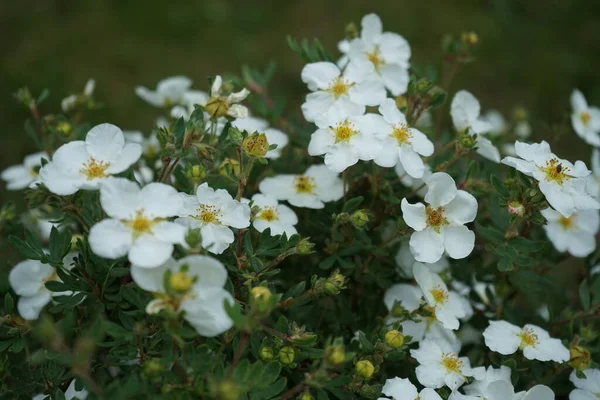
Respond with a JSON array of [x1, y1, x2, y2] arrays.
[[475, 222, 505, 243], [45, 280, 70, 292], [342, 196, 364, 213], [4, 293, 14, 314], [224, 301, 247, 330], [49, 227, 72, 262], [232, 359, 251, 383], [172, 117, 186, 148], [9, 233, 44, 260], [319, 255, 337, 270], [579, 279, 590, 310], [252, 377, 286, 399], [120, 286, 144, 309], [490, 174, 509, 197], [498, 256, 514, 272], [357, 331, 374, 354], [256, 361, 281, 389]]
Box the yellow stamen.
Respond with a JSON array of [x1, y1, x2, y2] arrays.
[[294, 176, 316, 194], [430, 286, 448, 305], [559, 216, 574, 230], [441, 353, 463, 373], [518, 327, 539, 349], [390, 124, 412, 145], [425, 206, 448, 232], [580, 111, 591, 127], [124, 210, 157, 238], [80, 158, 109, 180], [366, 47, 384, 71], [332, 120, 357, 143], [196, 204, 222, 225], [169, 272, 193, 293], [257, 207, 279, 222], [540, 158, 570, 185], [327, 77, 352, 98]]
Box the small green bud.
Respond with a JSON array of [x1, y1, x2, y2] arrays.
[[279, 346, 296, 365], [323, 270, 346, 295], [218, 158, 241, 177], [384, 330, 404, 349], [215, 380, 241, 400], [259, 346, 274, 361], [507, 200, 525, 217], [350, 210, 370, 229], [184, 228, 202, 248], [250, 286, 272, 313], [344, 22, 358, 39], [143, 360, 163, 377], [300, 393, 314, 400], [325, 344, 346, 366], [390, 302, 406, 318], [569, 345, 592, 371], [242, 133, 269, 157], [513, 106, 528, 121], [56, 121, 72, 136], [355, 359, 375, 378], [295, 238, 315, 255], [186, 164, 206, 182], [416, 78, 433, 93], [14, 87, 34, 107], [459, 132, 477, 148]]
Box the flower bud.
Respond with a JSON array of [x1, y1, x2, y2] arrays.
[[460, 132, 477, 148], [169, 272, 193, 293], [323, 270, 346, 295], [384, 330, 404, 349], [56, 121, 72, 136], [300, 394, 314, 400], [215, 380, 241, 400], [205, 97, 229, 118], [259, 346, 274, 361], [242, 133, 269, 157], [416, 78, 433, 93], [461, 31, 479, 46], [250, 286, 272, 313], [186, 164, 206, 182], [394, 95, 408, 109], [344, 22, 358, 39], [218, 158, 241, 177], [325, 344, 346, 366], [390, 302, 406, 318], [513, 106, 528, 121], [355, 360, 375, 378], [279, 346, 296, 365], [507, 200, 525, 217], [143, 360, 163, 377], [350, 210, 370, 229], [185, 228, 202, 248], [295, 238, 315, 255], [569, 345, 592, 371]]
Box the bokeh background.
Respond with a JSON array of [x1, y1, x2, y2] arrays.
[[2, 0, 600, 194]]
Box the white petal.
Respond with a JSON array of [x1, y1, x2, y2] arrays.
[[382, 377, 418, 400], [221, 201, 251, 229], [178, 255, 227, 287], [379, 63, 409, 96], [89, 219, 132, 259], [301, 92, 335, 122], [383, 283, 422, 312], [182, 287, 234, 336], [476, 136, 501, 163], [139, 183, 182, 218], [451, 90, 481, 131], [128, 235, 174, 268], [378, 98, 407, 125], [99, 177, 141, 219], [106, 143, 142, 174], [324, 145, 359, 173], [415, 364, 447, 389], [39, 161, 83, 196], [308, 129, 335, 156], [131, 260, 173, 291], [200, 224, 235, 254], [360, 13, 383, 45], [522, 385, 554, 400], [153, 221, 187, 246], [410, 128, 434, 157], [482, 320, 521, 355], [425, 172, 458, 207], [85, 124, 125, 163], [17, 291, 52, 320], [348, 80, 386, 106], [399, 146, 426, 179], [401, 199, 427, 230], [301, 62, 340, 91], [571, 89, 588, 112], [444, 191, 478, 224], [9, 260, 52, 296], [410, 228, 445, 263]]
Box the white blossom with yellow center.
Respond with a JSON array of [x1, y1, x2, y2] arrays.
[[410, 339, 475, 390], [541, 208, 599, 257], [1, 151, 47, 190], [483, 320, 569, 362], [570, 368, 600, 400], [378, 377, 443, 400], [455, 367, 555, 400], [135, 75, 193, 108], [243, 194, 298, 237], [88, 178, 186, 268], [571, 89, 600, 146], [39, 123, 142, 195]]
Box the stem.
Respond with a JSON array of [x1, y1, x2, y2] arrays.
[[157, 156, 172, 182], [278, 383, 306, 400], [226, 332, 249, 377]]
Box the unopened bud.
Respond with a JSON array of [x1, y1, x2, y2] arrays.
[[345, 22, 358, 39], [250, 286, 272, 313], [205, 97, 228, 118], [507, 200, 525, 217], [385, 330, 404, 349], [350, 210, 370, 229], [295, 238, 315, 255], [324, 270, 346, 295], [513, 106, 528, 121], [326, 345, 346, 366], [416, 78, 433, 93], [143, 360, 163, 377], [186, 164, 206, 182], [300, 394, 314, 400], [390, 303, 406, 318], [218, 158, 241, 177], [461, 31, 479, 46], [279, 346, 296, 365], [569, 345, 592, 371], [56, 122, 72, 136], [259, 346, 274, 361], [395, 95, 408, 109], [460, 132, 477, 148], [355, 359, 375, 378], [215, 380, 241, 400], [242, 133, 269, 157]]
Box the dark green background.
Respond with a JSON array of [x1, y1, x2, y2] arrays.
[[2, 0, 600, 178]]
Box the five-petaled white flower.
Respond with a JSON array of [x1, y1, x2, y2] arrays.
[[62, 78, 95, 113], [395, 241, 449, 278], [308, 106, 381, 172], [131, 255, 234, 337], [571, 89, 600, 146], [502, 141, 600, 217], [462, 365, 512, 397], [176, 183, 250, 254], [232, 117, 289, 159], [89, 178, 186, 268], [259, 164, 344, 209], [377, 377, 442, 400], [1, 152, 47, 190], [39, 124, 142, 195], [345, 13, 411, 96], [451, 90, 501, 163], [570, 369, 600, 400], [34, 379, 88, 400], [245, 194, 298, 237], [451, 380, 554, 400], [135, 76, 194, 107], [9, 253, 78, 320], [410, 338, 475, 390], [300, 61, 385, 122], [483, 320, 569, 362], [372, 98, 434, 177], [401, 172, 478, 263], [541, 208, 599, 257]]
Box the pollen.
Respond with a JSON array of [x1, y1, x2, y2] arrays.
[[441, 353, 463, 373], [540, 158, 570, 185], [390, 124, 412, 145], [257, 206, 279, 222], [580, 111, 591, 127], [125, 209, 156, 237], [332, 120, 358, 143], [327, 77, 352, 98], [196, 204, 222, 225], [366, 47, 384, 71], [518, 327, 539, 349], [80, 158, 109, 180], [559, 215, 574, 230], [425, 206, 449, 232], [169, 271, 193, 293], [294, 175, 316, 194], [430, 286, 448, 305]]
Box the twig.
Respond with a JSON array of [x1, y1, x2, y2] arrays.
[[226, 332, 249, 377]]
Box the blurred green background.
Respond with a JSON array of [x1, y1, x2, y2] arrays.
[[2, 0, 600, 185]]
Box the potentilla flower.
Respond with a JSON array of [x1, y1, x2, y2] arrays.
[[540, 208, 599, 257], [395, 163, 432, 197], [308, 106, 381, 172], [9, 253, 77, 320], [451, 380, 554, 400], [502, 141, 600, 217], [345, 13, 411, 96], [481, 110, 507, 137], [300, 61, 385, 122], [39, 124, 142, 195], [33, 379, 88, 400], [176, 183, 250, 254], [124, 130, 161, 159], [570, 369, 600, 400], [451, 90, 501, 163], [463, 365, 512, 397], [169, 90, 228, 136], [258, 164, 344, 209], [395, 241, 449, 278], [131, 255, 234, 337], [1, 152, 46, 190], [232, 117, 289, 159], [377, 377, 442, 400], [371, 99, 434, 177], [135, 76, 193, 107], [61, 78, 95, 113], [204, 75, 250, 119], [414, 265, 472, 330], [88, 178, 186, 268], [244, 194, 298, 237], [586, 149, 600, 198], [483, 320, 569, 362], [410, 338, 475, 390], [571, 89, 600, 146], [401, 172, 478, 263]]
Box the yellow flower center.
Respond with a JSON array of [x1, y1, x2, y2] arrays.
[[124, 210, 157, 238], [332, 120, 358, 143], [430, 285, 448, 305], [518, 327, 539, 349], [169, 271, 193, 293], [80, 158, 110, 180], [559, 215, 574, 230], [540, 158, 570, 185], [196, 204, 222, 225], [441, 353, 463, 373], [257, 207, 279, 222], [294, 175, 316, 194], [425, 206, 448, 232], [391, 124, 412, 145], [580, 111, 591, 127], [366, 47, 384, 71], [327, 77, 352, 98]]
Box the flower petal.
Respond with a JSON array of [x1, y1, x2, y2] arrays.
[[85, 124, 125, 163], [301, 62, 340, 91], [410, 228, 445, 263], [483, 320, 521, 355], [442, 225, 475, 260], [89, 219, 132, 260], [444, 191, 478, 224], [128, 234, 174, 268], [401, 198, 427, 230], [425, 172, 458, 208]]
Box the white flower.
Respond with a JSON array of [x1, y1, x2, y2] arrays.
[[410, 338, 474, 390], [204, 75, 250, 119], [450, 90, 501, 163], [463, 365, 512, 396], [502, 141, 600, 217], [371, 99, 434, 177], [39, 124, 142, 195], [570, 369, 600, 400], [61, 78, 95, 112], [571, 89, 600, 146], [540, 208, 599, 257], [259, 164, 344, 209], [88, 178, 186, 268], [1, 152, 47, 190], [308, 107, 381, 172], [586, 149, 600, 198], [482, 320, 569, 362], [401, 172, 478, 263], [131, 255, 234, 337], [300, 61, 385, 122], [135, 76, 193, 107], [414, 265, 471, 330], [64, 379, 88, 400], [245, 194, 298, 237], [176, 183, 250, 254], [395, 162, 432, 197], [9, 253, 77, 320], [232, 117, 289, 159], [124, 130, 161, 159], [378, 377, 442, 400], [515, 120, 532, 139], [452, 380, 554, 400], [169, 90, 229, 137], [481, 110, 507, 136], [395, 241, 449, 278], [345, 14, 411, 96]]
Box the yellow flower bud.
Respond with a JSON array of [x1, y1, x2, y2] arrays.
[[355, 360, 375, 379], [242, 133, 269, 158], [205, 97, 229, 118], [279, 346, 296, 365], [218, 158, 241, 177], [300, 394, 314, 400], [569, 345, 592, 371], [350, 210, 370, 229], [169, 272, 193, 293], [251, 286, 271, 302], [56, 121, 72, 136], [259, 346, 274, 361], [461, 31, 479, 46], [385, 330, 405, 349], [326, 345, 346, 366]]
